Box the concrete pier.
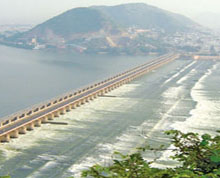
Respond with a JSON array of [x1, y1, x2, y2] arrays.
[[10, 130, 19, 138], [27, 123, 34, 131], [18, 127, 27, 134], [0, 134, 10, 142], [34, 120, 42, 127]]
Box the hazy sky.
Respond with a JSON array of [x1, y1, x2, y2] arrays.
[[0, 0, 220, 25]]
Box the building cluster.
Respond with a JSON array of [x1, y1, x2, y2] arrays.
[[164, 28, 220, 55]]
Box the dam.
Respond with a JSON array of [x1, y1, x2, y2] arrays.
[[0, 53, 179, 142]]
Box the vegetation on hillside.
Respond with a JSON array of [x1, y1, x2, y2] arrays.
[[32, 8, 115, 37], [93, 3, 196, 33], [69, 130, 220, 178]]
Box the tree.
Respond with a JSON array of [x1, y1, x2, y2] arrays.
[[71, 130, 220, 178]]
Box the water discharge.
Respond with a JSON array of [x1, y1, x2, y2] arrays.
[[162, 61, 196, 85], [171, 63, 220, 134], [153, 61, 220, 168]]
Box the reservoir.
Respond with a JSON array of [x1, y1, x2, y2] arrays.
[[0, 45, 220, 178]]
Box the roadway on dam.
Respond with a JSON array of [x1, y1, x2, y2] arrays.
[[0, 54, 175, 135]]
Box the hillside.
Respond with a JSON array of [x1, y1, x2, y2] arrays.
[[93, 3, 196, 33], [1, 3, 202, 54], [25, 8, 119, 39], [6, 8, 120, 45]]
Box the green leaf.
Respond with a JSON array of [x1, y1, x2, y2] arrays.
[[210, 155, 220, 163], [202, 134, 211, 140], [200, 140, 209, 146], [201, 176, 209, 178]]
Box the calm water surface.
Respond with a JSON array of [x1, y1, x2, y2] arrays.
[[0, 45, 154, 118], [0, 45, 220, 178]]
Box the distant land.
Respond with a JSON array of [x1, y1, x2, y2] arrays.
[[1, 3, 219, 55]]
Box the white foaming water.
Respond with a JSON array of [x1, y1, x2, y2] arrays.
[[68, 96, 183, 177], [148, 65, 202, 168], [67, 124, 147, 177], [171, 63, 220, 134], [0, 84, 140, 161], [67, 85, 186, 177], [153, 63, 220, 169], [177, 69, 196, 84], [67, 73, 193, 177], [163, 61, 196, 85], [150, 144, 179, 169], [162, 86, 185, 99], [145, 85, 185, 138], [146, 62, 220, 170], [26, 154, 68, 178]]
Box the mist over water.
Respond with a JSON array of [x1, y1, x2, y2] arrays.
[[0, 45, 220, 178]]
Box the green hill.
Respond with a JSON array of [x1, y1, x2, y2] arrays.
[[93, 3, 197, 33], [30, 8, 117, 37]]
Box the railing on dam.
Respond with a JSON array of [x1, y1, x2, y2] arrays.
[[0, 53, 179, 142]]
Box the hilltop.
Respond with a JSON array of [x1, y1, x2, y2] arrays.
[[93, 3, 196, 33]]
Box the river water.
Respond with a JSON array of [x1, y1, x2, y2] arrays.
[[0, 45, 154, 118], [0, 45, 220, 177]]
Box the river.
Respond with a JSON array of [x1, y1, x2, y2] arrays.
[[0, 45, 220, 178]]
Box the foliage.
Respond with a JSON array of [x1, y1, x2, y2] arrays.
[[71, 130, 220, 178], [165, 130, 220, 175]]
